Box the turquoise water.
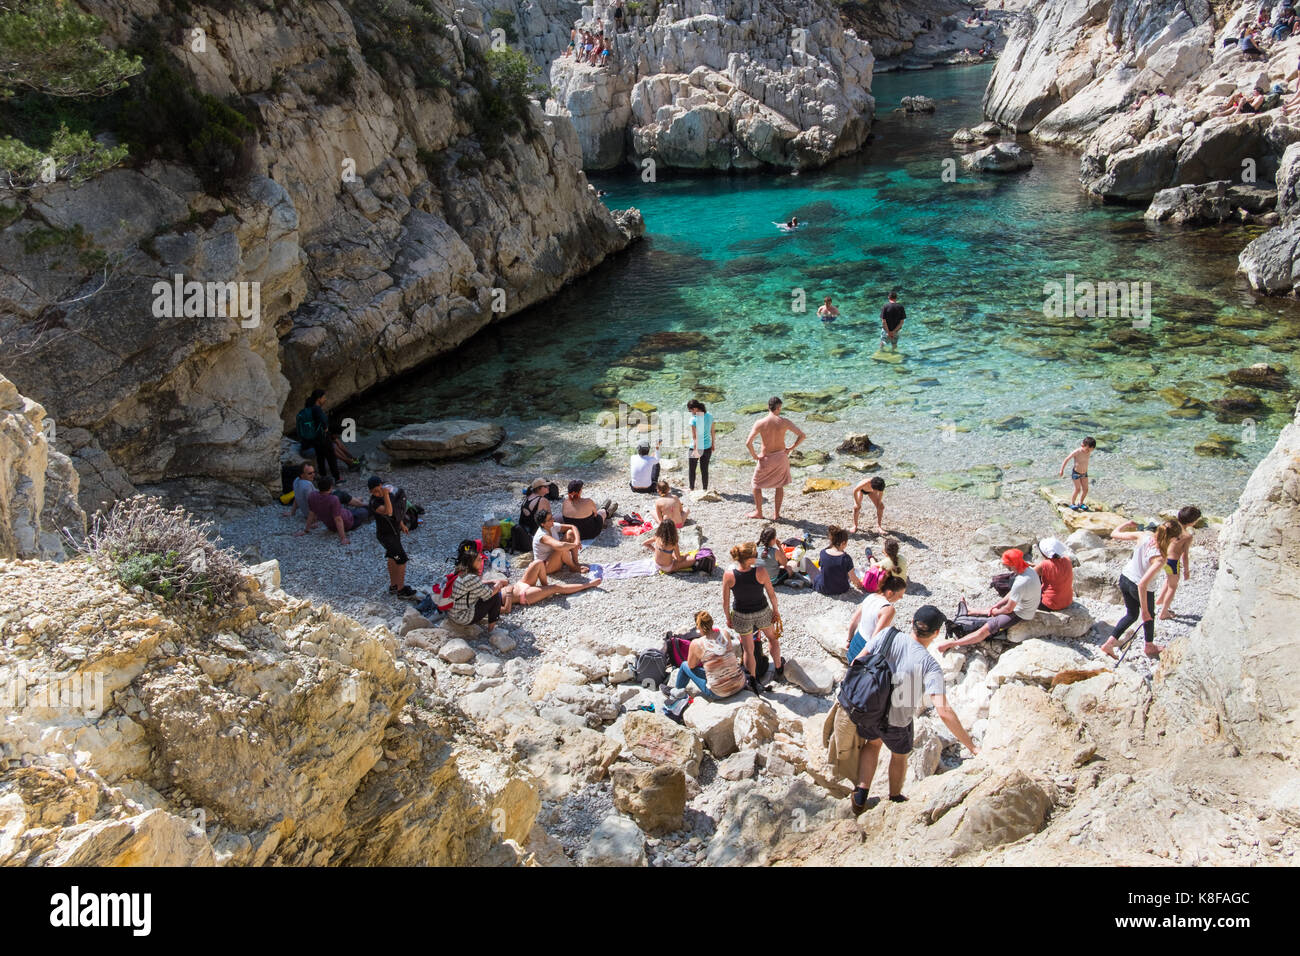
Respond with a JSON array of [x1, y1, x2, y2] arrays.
[[355, 64, 1300, 515]]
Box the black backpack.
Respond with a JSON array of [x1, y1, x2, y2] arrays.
[[633, 648, 669, 689], [837, 626, 901, 738]]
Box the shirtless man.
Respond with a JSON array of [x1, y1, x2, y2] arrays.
[[817, 296, 839, 322], [1059, 436, 1096, 511], [652, 480, 690, 528], [746, 396, 805, 520]]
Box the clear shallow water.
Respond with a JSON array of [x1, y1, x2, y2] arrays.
[[355, 64, 1300, 516]]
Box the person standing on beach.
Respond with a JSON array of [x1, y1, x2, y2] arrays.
[[880, 292, 905, 350], [297, 389, 341, 482], [851, 476, 887, 535], [746, 396, 804, 520], [1059, 436, 1096, 511], [368, 476, 413, 598], [687, 399, 714, 491]]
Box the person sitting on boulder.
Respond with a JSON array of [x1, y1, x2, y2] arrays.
[[1240, 31, 1266, 58], [1035, 537, 1075, 611], [668, 611, 748, 701], [651, 480, 689, 528], [934, 548, 1041, 652]]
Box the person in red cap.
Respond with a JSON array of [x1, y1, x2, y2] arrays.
[[936, 548, 1042, 652]]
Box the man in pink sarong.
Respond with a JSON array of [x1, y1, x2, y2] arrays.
[[746, 396, 805, 521]]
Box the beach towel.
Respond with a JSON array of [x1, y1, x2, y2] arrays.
[[752, 448, 791, 489], [587, 558, 658, 580], [620, 521, 653, 536]]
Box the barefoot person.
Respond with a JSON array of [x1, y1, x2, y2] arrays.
[[533, 510, 588, 574], [836, 606, 978, 815], [1059, 436, 1096, 511], [746, 396, 805, 520], [817, 296, 839, 322], [1157, 506, 1200, 619], [651, 480, 689, 528], [851, 476, 887, 535], [880, 292, 905, 350], [1100, 519, 1183, 659], [641, 519, 695, 573], [721, 542, 784, 687], [504, 558, 600, 608]]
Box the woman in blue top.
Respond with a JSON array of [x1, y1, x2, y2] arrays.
[[811, 525, 864, 596], [687, 398, 715, 491]]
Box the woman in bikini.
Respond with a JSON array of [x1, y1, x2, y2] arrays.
[[1156, 505, 1199, 620], [502, 559, 600, 611], [641, 519, 695, 573]]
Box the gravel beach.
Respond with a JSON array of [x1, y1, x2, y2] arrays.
[[216, 415, 1220, 862]]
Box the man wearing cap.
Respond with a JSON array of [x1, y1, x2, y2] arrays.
[[629, 441, 661, 493], [837, 606, 978, 814], [1035, 537, 1075, 611], [561, 479, 617, 540], [935, 548, 1041, 652]]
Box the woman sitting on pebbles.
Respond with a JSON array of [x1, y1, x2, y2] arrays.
[[1100, 519, 1182, 660], [757, 525, 809, 587], [722, 541, 784, 686], [641, 519, 695, 573], [503, 559, 600, 609], [868, 536, 908, 585], [806, 525, 863, 596], [449, 541, 508, 632], [668, 611, 748, 701]]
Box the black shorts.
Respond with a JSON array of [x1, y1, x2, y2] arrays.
[[863, 721, 914, 755], [377, 532, 407, 564]]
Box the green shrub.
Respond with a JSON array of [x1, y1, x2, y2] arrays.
[[115, 33, 259, 195], [488, 9, 520, 44], [77, 495, 247, 606], [348, 0, 451, 92], [0, 0, 143, 99], [0, 123, 128, 187]]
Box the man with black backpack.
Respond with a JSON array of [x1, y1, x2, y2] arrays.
[[834, 605, 977, 815], [296, 389, 340, 482]]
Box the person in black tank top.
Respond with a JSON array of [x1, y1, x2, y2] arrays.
[[722, 542, 785, 688]]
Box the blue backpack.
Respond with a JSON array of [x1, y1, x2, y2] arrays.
[[837, 626, 900, 737]]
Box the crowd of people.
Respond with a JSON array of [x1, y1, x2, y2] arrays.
[[282, 359, 1208, 812]]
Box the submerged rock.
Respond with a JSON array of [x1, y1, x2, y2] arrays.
[[961, 143, 1033, 173]]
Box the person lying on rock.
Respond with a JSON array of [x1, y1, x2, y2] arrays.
[[533, 509, 588, 574], [935, 548, 1041, 652], [837, 606, 978, 815]]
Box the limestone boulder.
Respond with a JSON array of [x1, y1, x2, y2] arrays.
[[986, 640, 1095, 688], [381, 420, 505, 463], [1144, 181, 1233, 225], [1002, 603, 1095, 643], [782, 656, 836, 696], [683, 693, 752, 756], [621, 711, 704, 776], [612, 764, 687, 834], [580, 814, 647, 867], [705, 777, 842, 866], [961, 142, 1033, 173]]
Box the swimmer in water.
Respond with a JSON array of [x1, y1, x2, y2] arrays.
[[787, 216, 799, 229], [817, 296, 839, 322]]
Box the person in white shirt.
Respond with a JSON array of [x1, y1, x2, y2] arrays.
[[935, 548, 1041, 652], [1100, 519, 1183, 660], [629, 440, 661, 492]]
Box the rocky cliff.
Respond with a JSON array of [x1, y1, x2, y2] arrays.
[[0, 0, 640, 513], [547, 0, 876, 170], [0, 375, 85, 561], [0, 556, 541, 866], [982, 1, 1300, 204]]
